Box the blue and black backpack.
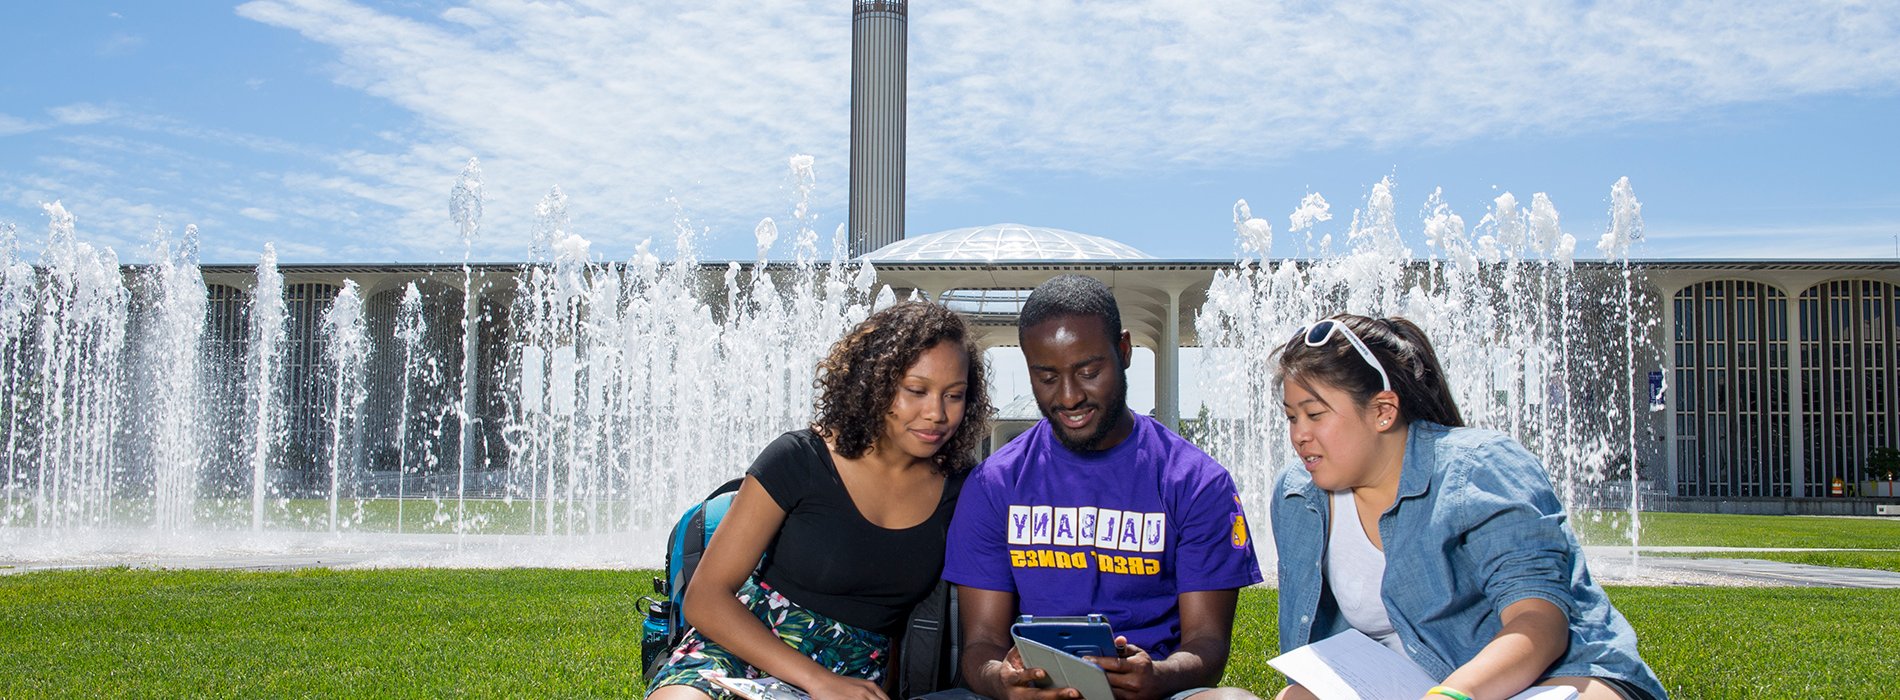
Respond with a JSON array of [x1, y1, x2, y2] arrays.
[[638, 476, 961, 697], [641, 476, 744, 680]]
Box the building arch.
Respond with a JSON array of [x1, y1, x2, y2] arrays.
[[282, 282, 343, 489], [362, 281, 464, 482], [1797, 279, 1899, 496], [1671, 279, 1792, 497], [201, 283, 254, 495]]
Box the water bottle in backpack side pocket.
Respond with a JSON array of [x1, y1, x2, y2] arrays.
[[640, 596, 672, 679]]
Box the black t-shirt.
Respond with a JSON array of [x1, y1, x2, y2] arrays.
[[748, 429, 966, 635]]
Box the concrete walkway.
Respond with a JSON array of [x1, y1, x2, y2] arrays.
[[1583, 546, 1900, 588], [0, 528, 666, 575]]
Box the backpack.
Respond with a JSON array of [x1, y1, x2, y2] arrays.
[[638, 476, 962, 698], [642, 476, 745, 681], [895, 579, 962, 699]]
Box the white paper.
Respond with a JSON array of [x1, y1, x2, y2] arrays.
[[707, 676, 811, 700], [1268, 630, 1438, 699], [1267, 630, 1580, 700], [1507, 689, 1582, 700]]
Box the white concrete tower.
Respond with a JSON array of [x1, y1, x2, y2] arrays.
[[848, 0, 906, 257]]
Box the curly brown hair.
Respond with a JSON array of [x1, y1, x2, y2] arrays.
[[813, 301, 994, 476]]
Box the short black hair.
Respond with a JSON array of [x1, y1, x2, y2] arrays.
[[1018, 274, 1122, 344]]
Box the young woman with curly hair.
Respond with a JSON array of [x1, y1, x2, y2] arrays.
[[648, 301, 995, 700]]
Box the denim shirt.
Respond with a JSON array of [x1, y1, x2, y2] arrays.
[[1270, 421, 1667, 700]]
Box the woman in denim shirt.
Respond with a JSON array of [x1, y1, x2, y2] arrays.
[[1269, 315, 1666, 700]]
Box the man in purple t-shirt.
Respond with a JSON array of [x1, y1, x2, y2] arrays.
[[939, 275, 1263, 700]]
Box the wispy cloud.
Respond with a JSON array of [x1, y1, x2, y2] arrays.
[[9, 1, 1899, 264], [0, 113, 42, 136], [36, 156, 118, 179], [1643, 221, 1900, 259], [907, 2, 1900, 192], [49, 103, 117, 126], [97, 32, 145, 58], [214, 0, 1900, 262], [234, 0, 851, 260], [47, 106, 322, 159], [1, 173, 181, 260]]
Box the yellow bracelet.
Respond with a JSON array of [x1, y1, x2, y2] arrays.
[[1426, 686, 1475, 700]]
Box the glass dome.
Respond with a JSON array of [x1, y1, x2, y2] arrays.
[[860, 223, 1154, 262]]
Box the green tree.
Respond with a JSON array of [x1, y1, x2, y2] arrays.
[[1178, 403, 1215, 453], [1867, 447, 1900, 482]]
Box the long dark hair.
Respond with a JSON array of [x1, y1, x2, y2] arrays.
[[1275, 314, 1465, 427], [812, 301, 995, 476]]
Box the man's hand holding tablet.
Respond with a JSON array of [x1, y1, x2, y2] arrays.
[[1010, 615, 1119, 700]]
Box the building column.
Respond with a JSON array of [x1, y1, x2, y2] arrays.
[[1785, 281, 1805, 497], [1659, 285, 1679, 496], [1156, 288, 1181, 432]]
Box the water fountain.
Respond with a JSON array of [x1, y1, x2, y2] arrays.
[[0, 156, 886, 568], [1195, 177, 1661, 563], [247, 244, 287, 533], [0, 166, 1656, 571], [322, 280, 368, 533], [142, 225, 209, 532]]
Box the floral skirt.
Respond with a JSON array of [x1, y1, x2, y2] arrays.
[[645, 578, 890, 699]]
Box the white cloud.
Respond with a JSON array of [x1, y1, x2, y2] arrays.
[[215, 0, 1900, 262], [905, 1, 1900, 193], [1641, 221, 1900, 259], [1, 174, 177, 260], [97, 32, 146, 58], [0, 113, 41, 136], [0, 124, 395, 266], [234, 0, 850, 261], [36, 156, 118, 178], [49, 103, 118, 126]]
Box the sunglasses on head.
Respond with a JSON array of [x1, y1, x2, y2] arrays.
[[1292, 318, 1392, 393]]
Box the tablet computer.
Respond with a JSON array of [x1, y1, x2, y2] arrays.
[[1010, 615, 1117, 700], [1010, 614, 1116, 658]]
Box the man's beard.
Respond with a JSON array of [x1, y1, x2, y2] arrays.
[[1045, 372, 1130, 453]]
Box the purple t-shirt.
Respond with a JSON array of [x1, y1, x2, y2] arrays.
[[943, 413, 1263, 658]]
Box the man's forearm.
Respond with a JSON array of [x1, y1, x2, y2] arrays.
[[961, 640, 1015, 698], [1150, 639, 1228, 693]]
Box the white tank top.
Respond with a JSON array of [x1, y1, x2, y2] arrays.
[[1326, 489, 1406, 655]]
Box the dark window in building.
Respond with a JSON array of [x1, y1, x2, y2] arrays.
[[1674, 280, 1791, 497], [1798, 280, 1900, 496]]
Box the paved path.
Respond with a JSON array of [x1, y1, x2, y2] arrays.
[[0, 529, 664, 575], [1584, 546, 1900, 588]]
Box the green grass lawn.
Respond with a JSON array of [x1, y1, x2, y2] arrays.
[[3, 568, 1897, 698], [0, 568, 645, 698], [1606, 586, 1900, 698], [1573, 511, 1900, 549]]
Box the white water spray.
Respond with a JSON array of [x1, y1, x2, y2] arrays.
[[323, 281, 367, 533], [246, 245, 287, 531], [1197, 179, 1658, 551]]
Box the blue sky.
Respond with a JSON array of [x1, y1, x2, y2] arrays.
[[3, 1, 1899, 265]]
